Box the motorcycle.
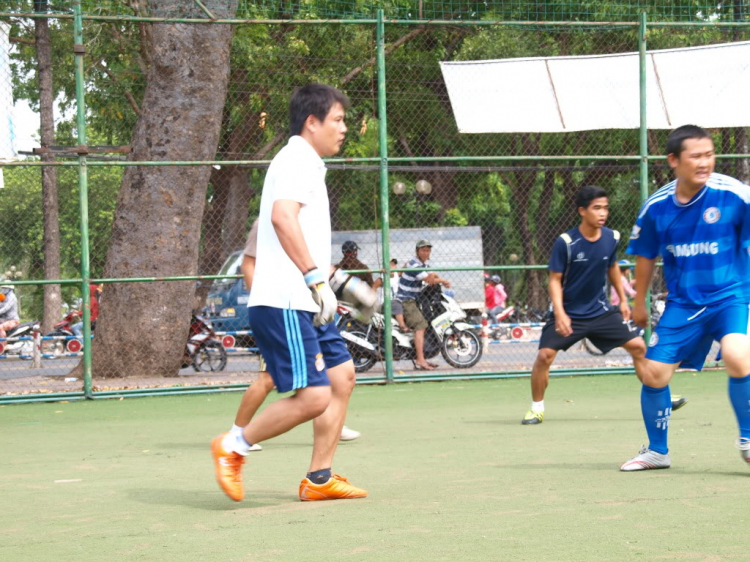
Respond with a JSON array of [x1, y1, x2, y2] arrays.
[[182, 313, 228, 372], [41, 309, 87, 356], [0, 321, 39, 356], [338, 284, 482, 373]]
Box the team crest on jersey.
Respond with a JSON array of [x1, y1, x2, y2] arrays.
[[630, 225, 641, 240], [315, 353, 325, 371], [577, 252, 584, 260], [649, 332, 659, 347], [703, 207, 720, 224]]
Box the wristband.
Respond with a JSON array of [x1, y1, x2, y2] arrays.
[[304, 268, 325, 286]]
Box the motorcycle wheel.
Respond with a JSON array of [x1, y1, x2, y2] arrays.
[[345, 329, 377, 373], [41, 330, 67, 356], [441, 329, 482, 368], [582, 338, 605, 356], [192, 340, 228, 372]]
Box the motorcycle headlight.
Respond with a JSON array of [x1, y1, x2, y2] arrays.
[[219, 307, 236, 318]]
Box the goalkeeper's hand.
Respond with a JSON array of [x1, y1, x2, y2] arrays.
[[330, 268, 378, 323], [304, 268, 337, 326]]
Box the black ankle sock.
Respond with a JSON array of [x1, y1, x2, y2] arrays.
[[307, 468, 331, 484]]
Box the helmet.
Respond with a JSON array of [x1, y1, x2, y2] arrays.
[[342, 241, 359, 254], [490, 274, 501, 284], [415, 239, 432, 250]]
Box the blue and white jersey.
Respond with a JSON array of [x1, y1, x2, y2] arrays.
[[627, 173, 750, 306], [395, 258, 430, 301]]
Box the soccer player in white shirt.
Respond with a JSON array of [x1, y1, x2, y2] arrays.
[[211, 84, 373, 501]]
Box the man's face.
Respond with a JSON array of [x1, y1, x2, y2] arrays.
[[417, 246, 432, 262], [308, 102, 347, 157], [578, 197, 609, 228], [668, 137, 715, 187]]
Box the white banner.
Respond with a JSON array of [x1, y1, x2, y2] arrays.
[[440, 41, 750, 133]]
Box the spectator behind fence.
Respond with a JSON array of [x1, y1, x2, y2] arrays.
[[610, 259, 636, 306], [337, 241, 381, 289], [396, 240, 451, 371], [0, 285, 19, 338]]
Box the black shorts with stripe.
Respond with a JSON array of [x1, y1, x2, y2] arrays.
[[538, 308, 641, 354]]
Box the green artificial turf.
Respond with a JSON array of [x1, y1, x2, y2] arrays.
[[1, 371, 747, 561]]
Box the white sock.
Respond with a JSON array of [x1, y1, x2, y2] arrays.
[[222, 431, 251, 456], [531, 400, 544, 413], [230, 424, 243, 436]]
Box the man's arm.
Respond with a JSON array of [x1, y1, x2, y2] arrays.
[[608, 263, 631, 322], [241, 255, 256, 291], [632, 256, 656, 328], [549, 271, 572, 336], [271, 200, 317, 274]]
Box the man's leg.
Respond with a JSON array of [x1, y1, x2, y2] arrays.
[[622, 337, 687, 411], [243, 385, 331, 445], [414, 329, 432, 369], [309, 360, 356, 472], [522, 347, 557, 425], [621, 358, 677, 471], [719, 333, 750, 463], [228, 371, 276, 452]]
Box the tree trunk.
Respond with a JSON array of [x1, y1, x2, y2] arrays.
[[35, 0, 61, 334], [223, 167, 253, 256], [91, 1, 237, 378]]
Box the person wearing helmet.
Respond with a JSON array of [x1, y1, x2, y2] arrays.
[[0, 286, 20, 338], [610, 260, 637, 307], [491, 274, 508, 310], [336, 241, 381, 289], [395, 240, 451, 370]]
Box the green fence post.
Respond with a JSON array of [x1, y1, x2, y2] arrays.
[[638, 12, 652, 344], [376, 9, 394, 383], [73, 1, 92, 397]]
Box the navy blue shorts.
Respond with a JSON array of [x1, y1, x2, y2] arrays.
[[247, 306, 351, 393], [648, 299, 750, 370]]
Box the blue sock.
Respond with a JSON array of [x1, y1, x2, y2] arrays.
[[728, 374, 750, 440], [306, 468, 332, 484], [641, 384, 671, 454]]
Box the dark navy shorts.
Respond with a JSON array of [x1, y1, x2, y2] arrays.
[[248, 306, 351, 393], [647, 299, 749, 370], [539, 308, 640, 354]]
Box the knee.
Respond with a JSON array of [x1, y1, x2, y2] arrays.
[[260, 372, 276, 392], [626, 337, 647, 359], [331, 361, 356, 396], [299, 387, 331, 418], [535, 349, 556, 366]]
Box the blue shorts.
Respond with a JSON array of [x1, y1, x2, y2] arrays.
[[647, 299, 750, 370], [247, 306, 351, 393]]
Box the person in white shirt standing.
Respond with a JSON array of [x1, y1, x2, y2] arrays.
[[211, 84, 374, 502]]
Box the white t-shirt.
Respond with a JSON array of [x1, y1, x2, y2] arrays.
[[249, 136, 332, 312]]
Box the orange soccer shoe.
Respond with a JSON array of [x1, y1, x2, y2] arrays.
[[298, 473, 368, 501], [211, 433, 246, 501]]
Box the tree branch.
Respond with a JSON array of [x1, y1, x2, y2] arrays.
[[94, 58, 141, 116], [10, 36, 35, 46], [341, 27, 426, 86]]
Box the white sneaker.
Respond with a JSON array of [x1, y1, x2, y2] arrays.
[[620, 446, 671, 471], [736, 438, 750, 464], [340, 426, 361, 441], [248, 443, 262, 452]]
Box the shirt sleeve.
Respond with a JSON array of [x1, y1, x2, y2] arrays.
[[271, 161, 315, 206], [243, 219, 259, 258], [626, 204, 659, 259], [548, 236, 568, 273]]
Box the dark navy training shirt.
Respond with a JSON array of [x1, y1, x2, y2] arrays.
[[549, 226, 620, 319]]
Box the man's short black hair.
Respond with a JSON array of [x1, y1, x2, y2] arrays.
[[289, 83, 350, 136], [575, 185, 607, 210], [666, 125, 711, 157]]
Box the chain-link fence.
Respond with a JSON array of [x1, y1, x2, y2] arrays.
[[0, 1, 748, 402]]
